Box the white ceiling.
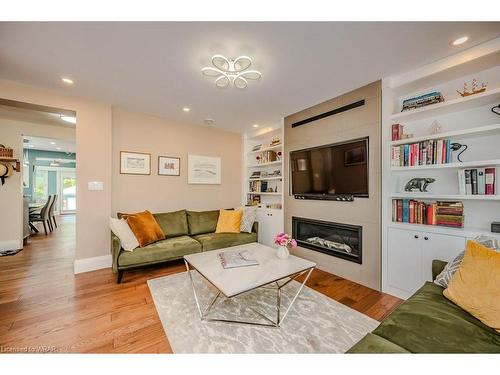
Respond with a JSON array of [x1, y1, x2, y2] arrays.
[[0, 22, 499, 133], [24, 135, 76, 153]]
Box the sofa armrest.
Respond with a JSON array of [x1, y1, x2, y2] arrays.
[[252, 221, 259, 234], [432, 259, 448, 281], [111, 232, 122, 274]]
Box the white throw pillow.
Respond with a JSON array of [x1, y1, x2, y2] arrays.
[[110, 217, 139, 251], [239, 206, 257, 233]]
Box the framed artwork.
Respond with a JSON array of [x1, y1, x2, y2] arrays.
[[344, 146, 367, 166], [188, 154, 221, 184], [120, 151, 151, 175], [158, 156, 180, 176]]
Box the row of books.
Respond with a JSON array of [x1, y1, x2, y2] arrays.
[[458, 168, 496, 195], [392, 199, 464, 228], [249, 180, 268, 193], [391, 139, 452, 167], [401, 91, 445, 112]]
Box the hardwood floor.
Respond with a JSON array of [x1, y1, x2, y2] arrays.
[[0, 215, 402, 353]]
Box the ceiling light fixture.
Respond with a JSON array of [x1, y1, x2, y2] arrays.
[[50, 141, 56, 145], [204, 118, 216, 126], [60, 115, 76, 124], [56, 147, 61, 151], [452, 36, 468, 46], [182, 107, 190, 112], [202, 54, 262, 89], [61, 77, 74, 84], [252, 124, 260, 128]]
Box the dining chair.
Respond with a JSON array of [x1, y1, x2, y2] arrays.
[[29, 195, 53, 235], [48, 194, 58, 230]]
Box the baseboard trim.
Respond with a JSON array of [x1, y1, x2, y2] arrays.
[[74, 254, 111, 274], [0, 240, 23, 252]]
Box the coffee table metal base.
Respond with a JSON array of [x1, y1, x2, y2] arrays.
[[184, 259, 314, 328]]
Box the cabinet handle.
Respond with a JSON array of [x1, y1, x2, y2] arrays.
[[414, 235, 419, 239], [424, 236, 429, 241]]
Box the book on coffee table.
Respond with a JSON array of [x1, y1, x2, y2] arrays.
[[218, 250, 259, 269]]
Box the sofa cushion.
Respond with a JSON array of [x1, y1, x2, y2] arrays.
[[125, 210, 165, 247], [215, 209, 242, 234], [347, 333, 409, 353], [187, 210, 220, 235], [153, 210, 189, 238], [118, 235, 201, 267], [192, 232, 257, 252], [443, 240, 500, 332], [373, 282, 500, 353]]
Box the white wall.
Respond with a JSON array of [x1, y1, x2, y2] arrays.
[[0, 79, 112, 265]]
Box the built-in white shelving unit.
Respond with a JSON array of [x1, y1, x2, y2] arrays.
[[381, 37, 500, 299], [242, 125, 285, 246]]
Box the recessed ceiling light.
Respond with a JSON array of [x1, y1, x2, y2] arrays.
[[28, 144, 34, 148], [56, 147, 61, 151], [60, 115, 76, 124], [252, 124, 260, 128], [61, 77, 74, 84], [452, 36, 468, 46], [182, 107, 190, 112], [50, 141, 56, 145], [204, 118, 216, 126]]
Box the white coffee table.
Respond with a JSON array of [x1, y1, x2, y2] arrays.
[[184, 242, 316, 328]]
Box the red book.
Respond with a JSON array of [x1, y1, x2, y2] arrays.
[[426, 204, 434, 225], [409, 201, 415, 223], [391, 124, 402, 141], [397, 200, 403, 222], [485, 168, 496, 195]]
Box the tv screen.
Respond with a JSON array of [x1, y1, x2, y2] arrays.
[[290, 137, 369, 198]]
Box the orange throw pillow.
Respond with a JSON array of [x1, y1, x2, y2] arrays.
[[444, 240, 500, 332], [215, 209, 243, 234], [125, 210, 165, 247]]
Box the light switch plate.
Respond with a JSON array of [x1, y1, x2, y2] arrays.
[[88, 181, 104, 191]]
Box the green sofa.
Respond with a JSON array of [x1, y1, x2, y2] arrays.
[[111, 209, 258, 283], [348, 260, 500, 353]]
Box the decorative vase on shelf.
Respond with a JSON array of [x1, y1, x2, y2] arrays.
[[276, 246, 290, 259]]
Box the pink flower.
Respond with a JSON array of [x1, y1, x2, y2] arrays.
[[290, 239, 297, 248]]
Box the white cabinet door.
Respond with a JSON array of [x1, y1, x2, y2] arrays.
[[387, 228, 423, 297], [420, 233, 465, 283], [256, 210, 283, 247]]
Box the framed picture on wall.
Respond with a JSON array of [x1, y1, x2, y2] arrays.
[[158, 156, 180, 176], [120, 151, 151, 175], [188, 154, 221, 184]]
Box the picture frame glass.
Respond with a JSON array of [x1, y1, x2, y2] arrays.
[[120, 152, 151, 175], [158, 156, 180, 176], [188, 154, 221, 184]]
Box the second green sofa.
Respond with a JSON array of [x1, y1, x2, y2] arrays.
[[111, 209, 258, 283], [347, 260, 500, 353]]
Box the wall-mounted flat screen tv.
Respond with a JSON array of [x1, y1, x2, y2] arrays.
[[290, 137, 369, 199]]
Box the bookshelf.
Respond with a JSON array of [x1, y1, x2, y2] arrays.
[[381, 37, 500, 299], [242, 126, 284, 246]]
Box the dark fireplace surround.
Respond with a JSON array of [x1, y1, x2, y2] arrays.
[[292, 216, 362, 264]]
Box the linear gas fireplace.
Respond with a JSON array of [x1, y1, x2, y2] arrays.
[[292, 217, 362, 264]]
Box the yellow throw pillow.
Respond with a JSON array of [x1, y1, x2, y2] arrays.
[[124, 210, 165, 247], [215, 209, 243, 234], [443, 240, 500, 332]]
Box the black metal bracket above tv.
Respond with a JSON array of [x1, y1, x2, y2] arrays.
[[294, 194, 355, 202], [291, 99, 365, 128]]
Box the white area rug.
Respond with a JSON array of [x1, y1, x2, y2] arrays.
[[148, 271, 378, 353]]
